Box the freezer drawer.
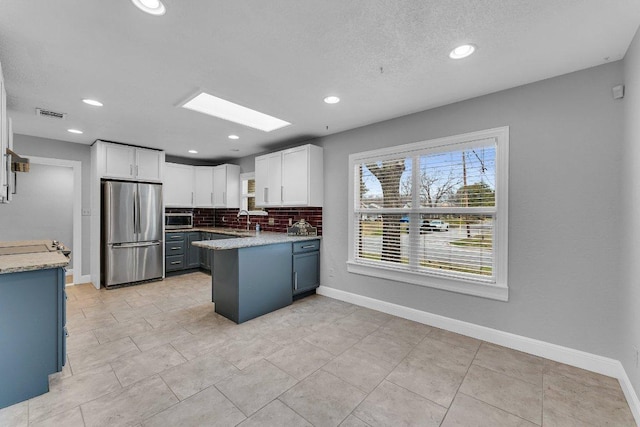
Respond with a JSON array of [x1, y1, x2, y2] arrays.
[[105, 242, 162, 287]]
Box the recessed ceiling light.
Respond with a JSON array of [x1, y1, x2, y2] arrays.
[[131, 0, 166, 16], [324, 96, 340, 104], [82, 99, 103, 107], [180, 92, 291, 132], [449, 44, 476, 59], [188, 150, 198, 154], [67, 129, 83, 134], [228, 135, 239, 140]]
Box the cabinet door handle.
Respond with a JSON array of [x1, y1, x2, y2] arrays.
[[191, 192, 194, 205], [294, 272, 298, 290], [170, 236, 181, 239], [170, 247, 181, 250], [211, 192, 213, 204], [281, 186, 284, 202], [301, 245, 315, 249], [170, 261, 181, 265], [136, 165, 139, 176], [223, 192, 226, 205], [130, 164, 133, 176], [264, 188, 268, 203]]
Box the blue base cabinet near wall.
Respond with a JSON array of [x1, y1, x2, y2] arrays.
[[0, 268, 66, 409]]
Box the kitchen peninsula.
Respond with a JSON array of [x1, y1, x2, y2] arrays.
[[193, 230, 320, 323], [0, 240, 69, 409]]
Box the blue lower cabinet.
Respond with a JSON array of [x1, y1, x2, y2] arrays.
[[0, 267, 66, 409]]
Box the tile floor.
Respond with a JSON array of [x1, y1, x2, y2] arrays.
[[0, 271, 635, 426]]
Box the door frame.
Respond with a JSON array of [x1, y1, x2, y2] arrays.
[[27, 156, 84, 285]]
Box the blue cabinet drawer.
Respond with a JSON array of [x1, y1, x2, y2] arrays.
[[165, 240, 185, 256], [166, 255, 185, 272], [166, 232, 185, 242], [293, 240, 320, 253]]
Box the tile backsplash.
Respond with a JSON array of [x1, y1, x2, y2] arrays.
[[165, 207, 322, 235]]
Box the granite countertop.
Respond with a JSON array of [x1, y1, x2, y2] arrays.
[[192, 230, 321, 250], [0, 240, 70, 274], [166, 227, 254, 237]]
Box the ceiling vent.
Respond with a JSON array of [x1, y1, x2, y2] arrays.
[[35, 108, 66, 120]]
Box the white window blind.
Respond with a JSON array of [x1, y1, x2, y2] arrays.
[[348, 127, 509, 300]]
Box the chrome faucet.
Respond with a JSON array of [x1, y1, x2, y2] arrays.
[[237, 210, 251, 231]]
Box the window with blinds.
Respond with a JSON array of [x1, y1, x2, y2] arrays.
[[348, 127, 509, 300]]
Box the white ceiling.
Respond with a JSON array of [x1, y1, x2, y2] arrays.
[[1, 1, 639, 161]]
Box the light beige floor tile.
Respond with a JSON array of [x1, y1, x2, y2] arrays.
[[412, 335, 477, 373], [322, 347, 395, 393], [66, 315, 118, 334], [48, 361, 73, 388], [543, 372, 635, 426], [222, 318, 273, 341], [473, 342, 544, 386], [29, 365, 121, 423], [267, 340, 334, 380], [161, 352, 239, 400], [427, 327, 482, 352], [279, 370, 366, 427], [386, 351, 466, 407], [339, 414, 371, 427], [216, 337, 281, 370], [30, 406, 85, 427], [238, 399, 312, 427], [353, 330, 414, 365], [303, 324, 361, 355], [82, 300, 131, 319], [0, 401, 28, 427], [543, 359, 622, 397], [110, 304, 162, 323], [66, 330, 100, 352], [170, 330, 230, 360], [67, 337, 140, 374], [543, 405, 597, 427], [152, 295, 199, 312], [141, 385, 246, 427], [93, 318, 153, 344], [459, 365, 542, 425], [111, 344, 186, 387], [354, 380, 446, 427], [143, 307, 192, 329], [333, 313, 381, 338], [441, 393, 537, 427], [66, 296, 102, 310], [349, 308, 393, 326], [377, 317, 432, 345], [261, 323, 314, 346], [130, 325, 193, 352], [216, 359, 298, 416], [81, 375, 178, 427]]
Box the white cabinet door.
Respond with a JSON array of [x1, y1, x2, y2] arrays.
[[213, 164, 240, 208], [164, 163, 194, 207], [282, 146, 308, 206], [104, 144, 135, 179], [194, 167, 214, 207], [135, 148, 163, 182], [255, 153, 282, 207], [0, 73, 7, 203]]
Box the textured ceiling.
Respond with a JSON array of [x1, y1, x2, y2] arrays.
[[0, 1, 639, 160]]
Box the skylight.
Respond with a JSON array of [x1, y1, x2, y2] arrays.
[[181, 92, 291, 132]]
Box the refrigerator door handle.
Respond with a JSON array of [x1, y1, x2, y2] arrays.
[[112, 241, 161, 249], [133, 190, 137, 236], [136, 189, 142, 235]]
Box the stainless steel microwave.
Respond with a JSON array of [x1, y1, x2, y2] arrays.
[[165, 213, 193, 229]]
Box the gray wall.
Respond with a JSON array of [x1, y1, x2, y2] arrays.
[[235, 61, 625, 361], [0, 164, 74, 267], [622, 28, 640, 394], [13, 134, 92, 277]]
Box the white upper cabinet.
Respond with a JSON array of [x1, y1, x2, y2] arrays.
[[255, 152, 282, 207], [164, 163, 195, 207], [213, 164, 240, 208], [97, 140, 164, 182], [255, 144, 323, 207], [194, 166, 214, 207], [0, 62, 8, 203]]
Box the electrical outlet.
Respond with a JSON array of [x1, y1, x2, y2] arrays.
[[329, 268, 335, 277], [289, 218, 293, 226], [222, 216, 226, 222], [268, 217, 275, 226], [82, 208, 91, 216]]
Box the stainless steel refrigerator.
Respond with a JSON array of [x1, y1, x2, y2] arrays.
[[102, 180, 163, 288]]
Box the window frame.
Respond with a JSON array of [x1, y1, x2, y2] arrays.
[[347, 126, 509, 301]]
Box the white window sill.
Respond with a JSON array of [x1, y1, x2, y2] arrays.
[[346, 261, 508, 301]]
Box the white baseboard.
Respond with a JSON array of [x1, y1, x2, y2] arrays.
[[317, 285, 640, 425], [65, 274, 92, 286]]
